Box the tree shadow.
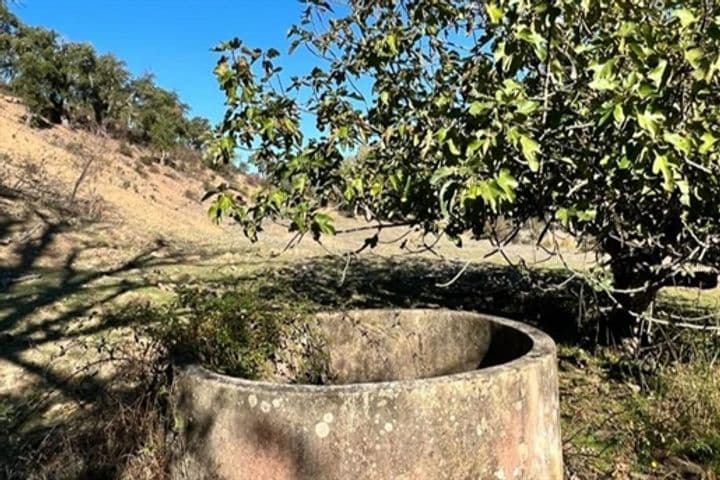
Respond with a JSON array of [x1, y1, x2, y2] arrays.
[[0, 212, 224, 478], [263, 254, 600, 345]]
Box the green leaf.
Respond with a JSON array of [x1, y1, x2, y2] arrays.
[[648, 59, 667, 88], [447, 138, 461, 156], [652, 154, 675, 191], [344, 177, 363, 201], [623, 72, 640, 90], [502, 78, 523, 93], [519, 134, 541, 172], [515, 27, 547, 61], [430, 166, 457, 186], [677, 179, 691, 206], [269, 190, 287, 209], [474, 181, 501, 211], [493, 41, 507, 63], [589, 58, 617, 91], [207, 203, 220, 223], [486, 2, 503, 23], [292, 174, 308, 192], [663, 132, 693, 155], [613, 103, 625, 124], [435, 127, 448, 143], [313, 212, 336, 235], [673, 8, 697, 28], [389, 171, 402, 191], [466, 138, 484, 157], [685, 48, 704, 68], [700, 133, 717, 154], [516, 100, 540, 116], [636, 109, 665, 138], [555, 208, 572, 226], [439, 180, 456, 219], [496, 169, 518, 202], [591, 58, 617, 78], [577, 209, 596, 221], [588, 78, 616, 91], [385, 33, 399, 55], [637, 83, 656, 98], [617, 156, 631, 169], [217, 193, 234, 212], [618, 22, 637, 38], [469, 101, 491, 116]]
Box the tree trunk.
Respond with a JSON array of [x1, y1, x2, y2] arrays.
[[46, 97, 65, 125], [46, 105, 62, 124], [93, 104, 103, 127], [92, 98, 107, 128], [603, 258, 659, 344]]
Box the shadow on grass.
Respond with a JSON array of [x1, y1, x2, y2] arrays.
[[261, 254, 600, 345], [0, 209, 234, 478]]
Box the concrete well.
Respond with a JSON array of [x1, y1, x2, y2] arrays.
[[171, 309, 563, 479]]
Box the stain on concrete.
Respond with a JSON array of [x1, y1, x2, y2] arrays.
[[171, 309, 563, 479]]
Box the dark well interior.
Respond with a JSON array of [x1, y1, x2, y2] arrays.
[[310, 310, 533, 384]]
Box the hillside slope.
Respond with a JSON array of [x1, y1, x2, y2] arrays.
[[0, 94, 242, 272]]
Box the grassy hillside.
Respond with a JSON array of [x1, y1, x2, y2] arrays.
[[0, 93, 242, 255]]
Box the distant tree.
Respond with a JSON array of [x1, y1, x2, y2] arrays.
[[128, 74, 189, 160], [210, 0, 720, 341], [185, 116, 212, 151], [60, 41, 99, 124], [90, 54, 130, 128], [8, 26, 69, 123], [0, 5, 18, 82], [0, 6, 212, 168]]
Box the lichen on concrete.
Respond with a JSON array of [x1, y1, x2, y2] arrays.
[[171, 309, 563, 479]]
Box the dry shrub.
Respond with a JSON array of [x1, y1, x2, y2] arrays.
[[170, 148, 203, 175], [118, 143, 134, 158], [183, 189, 197, 203], [64, 142, 86, 157], [138, 155, 156, 167], [135, 163, 150, 179], [245, 173, 263, 188]]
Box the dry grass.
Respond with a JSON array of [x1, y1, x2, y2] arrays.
[[561, 343, 720, 479]]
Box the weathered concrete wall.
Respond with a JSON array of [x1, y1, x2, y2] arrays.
[[171, 310, 563, 479], [311, 309, 494, 383]]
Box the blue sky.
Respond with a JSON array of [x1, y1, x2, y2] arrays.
[[9, 0, 311, 124]]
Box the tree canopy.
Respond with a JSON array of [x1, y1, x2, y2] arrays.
[[0, 5, 210, 156], [209, 0, 720, 338]]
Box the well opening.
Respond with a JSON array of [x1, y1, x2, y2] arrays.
[[283, 309, 534, 385]]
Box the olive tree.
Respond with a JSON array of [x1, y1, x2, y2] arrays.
[[127, 74, 189, 157], [82, 53, 131, 128], [209, 0, 720, 339], [5, 25, 71, 123], [0, 2, 18, 80]]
